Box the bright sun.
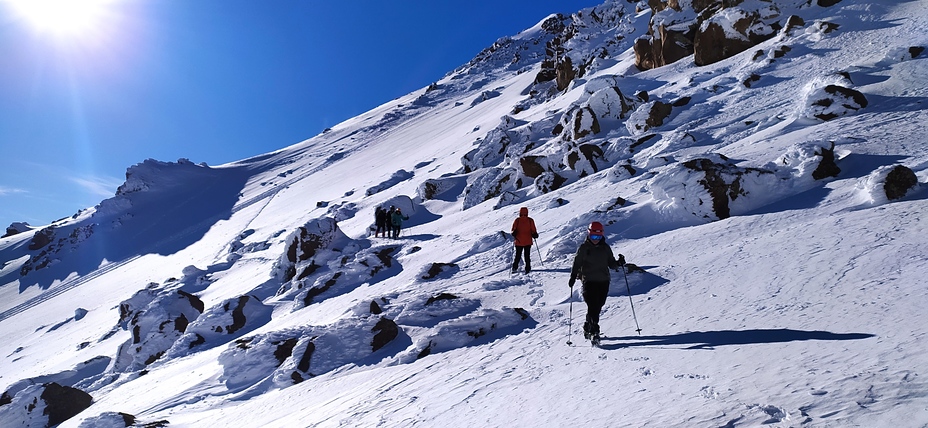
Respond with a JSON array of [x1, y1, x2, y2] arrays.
[[4, 0, 116, 38]]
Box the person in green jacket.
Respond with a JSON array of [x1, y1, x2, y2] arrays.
[[568, 221, 625, 340], [390, 208, 409, 238]]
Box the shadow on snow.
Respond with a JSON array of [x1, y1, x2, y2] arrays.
[[598, 328, 874, 350]]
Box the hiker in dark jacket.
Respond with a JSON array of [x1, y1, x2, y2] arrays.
[[386, 206, 396, 237], [511, 207, 538, 274], [374, 207, 387, 237], [568, 221, 625, 340]]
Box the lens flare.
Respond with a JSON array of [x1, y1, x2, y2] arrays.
[[4, 0, 117, 38]]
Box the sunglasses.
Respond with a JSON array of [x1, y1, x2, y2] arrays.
[[589, 234, 603, 240]]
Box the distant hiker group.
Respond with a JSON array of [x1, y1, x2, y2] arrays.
[[374, 205, 409, 239]]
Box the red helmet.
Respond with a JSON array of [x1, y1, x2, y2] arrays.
[[588, 221, 604, 234]]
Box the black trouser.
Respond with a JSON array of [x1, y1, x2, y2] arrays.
[[512, 245, 532, 272], [582, 280, 609, 335]]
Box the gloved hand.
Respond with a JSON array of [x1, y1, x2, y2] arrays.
[[568, 278, 575, 288], [618, 254, 626, 266], [531, 232, 539, 239]]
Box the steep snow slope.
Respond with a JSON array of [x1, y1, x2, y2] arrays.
[[1, 1, 927, 427]]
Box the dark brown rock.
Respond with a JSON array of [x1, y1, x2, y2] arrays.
[[27, 226, 55, 251], [811, 143, 841, 180], [556, 57, 576, 91], [273, 338, 298, 364], [646, 101, 673, 129], [40, 383, 93, 426], [695, 21, 757, 66], [658, 25, 695, 66], [884, 165, 918, 200], [421, 263, 459, 280], [425, 293, 458, 306], [634, 36, 657, 70], [784, 15, 805, 34], [812, 85, 868, 120], [371, 317, 399, 352], [520, 156, 546, 179]]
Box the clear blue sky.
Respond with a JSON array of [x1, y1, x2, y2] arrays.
[[0, 0, 601, 230]]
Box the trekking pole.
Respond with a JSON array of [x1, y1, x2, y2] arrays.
[[566, 288, 574, 345], [509, 243, 516, 276], [533, 238, 545, 268], [621, 265, 642, 335]]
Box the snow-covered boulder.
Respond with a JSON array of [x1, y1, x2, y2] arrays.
[[586, 84, 641, 122], [274, 217, 410, 309], [418, 263, 460, 281], [804, 84, 869, 121], [366, 169, 414, 196], [462, 167, 521, 210], [460, 116, 530, 173], [651, 142, 845, 221], [273, 217, 352, 283], [0, 382, 92, 428], [558, 106, 600, 141], [418, 176, 465, 201], [2, 221, 32, 238], [167, 295, 272, 358], [857, 165, 920, 204], [626, 100, 673, 135], [650, 154, 778, 220], [77, 412, 140, 428], [112, 287, 204, 372], [772, 140, 841, 182], [218, 315, 404, 389], [408, 307, 533, 360]]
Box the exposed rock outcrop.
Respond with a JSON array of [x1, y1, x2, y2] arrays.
[[0, 382, 92, 427], [2, 222, 32, 238], [883, 165, 918, 200], [637, 0, 786, 69], [808, 85, 869, 121], [371, 317, 399, 352]]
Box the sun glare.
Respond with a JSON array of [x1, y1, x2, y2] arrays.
[[4, 0, 116, 38]]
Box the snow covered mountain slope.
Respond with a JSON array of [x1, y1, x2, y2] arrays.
[[2, 1, 927, 426]]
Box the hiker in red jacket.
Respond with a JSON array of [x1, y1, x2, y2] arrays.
[[510, 207, 538, 274]]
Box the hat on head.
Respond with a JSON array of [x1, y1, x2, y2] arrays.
[[588, 221, 604, 235]]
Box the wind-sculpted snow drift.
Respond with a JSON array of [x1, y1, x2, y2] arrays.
[[1, 0, 927, 426]]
